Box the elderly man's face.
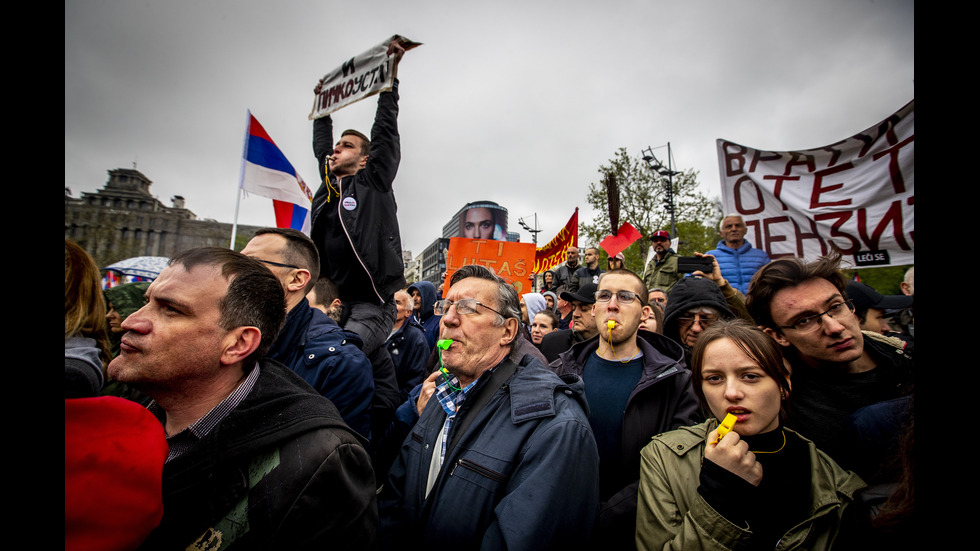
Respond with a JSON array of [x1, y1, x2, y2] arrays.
[[439, 277, 515, 386], [566, 247, 579, 264], [107, 264, 233, 391], [678, 307, 721, 348], [720, 216, 747, 246]]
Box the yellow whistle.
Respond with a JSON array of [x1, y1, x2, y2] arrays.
[[713, 413, 737, 444], [607, 320, 617, 329]]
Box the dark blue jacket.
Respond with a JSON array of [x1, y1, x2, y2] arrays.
[[379, 355, 600, 549], [267, 298, 374, 438], [385, 317, 429, 404], [407, 280, 442, 351], [706, 240, 771, 295]]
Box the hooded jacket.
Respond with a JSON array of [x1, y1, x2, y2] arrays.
[[407, 280, 442, 350], [637, 420, 866, 551], [706, 240, 771, 295], [378, 355, 600, 550], [663, 276, 736, 348], [312, 84, 405, 304], [551, 331, 701, 549], [139, 361, 376, 550], [267, 298, 374, 438]]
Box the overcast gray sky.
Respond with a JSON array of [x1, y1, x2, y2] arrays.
[[65, 0, 914, 256]]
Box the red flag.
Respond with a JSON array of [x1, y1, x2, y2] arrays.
[[534, 209, 578, 273]]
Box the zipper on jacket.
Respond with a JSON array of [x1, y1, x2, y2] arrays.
[[450, 458, 507, 483], [336, 177, 385, 304]]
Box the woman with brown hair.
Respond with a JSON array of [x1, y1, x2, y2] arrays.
[[636, 319, 866, 550]]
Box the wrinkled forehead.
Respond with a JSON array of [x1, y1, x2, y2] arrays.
[[447, 277, 496, 305], [722, 216, 745, 227]]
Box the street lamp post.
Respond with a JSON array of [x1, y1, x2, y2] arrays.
[[641, 142, 680, 239]]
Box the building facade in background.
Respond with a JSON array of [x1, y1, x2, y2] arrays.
[[65, 168, 262, 267]]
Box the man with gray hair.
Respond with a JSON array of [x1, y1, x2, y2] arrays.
[[378, 265, 599, 548], [705, 213, 771, 294]]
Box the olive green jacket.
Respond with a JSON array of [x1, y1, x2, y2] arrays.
[[642, 250, 682, 295], [636, 420, 865, 550]]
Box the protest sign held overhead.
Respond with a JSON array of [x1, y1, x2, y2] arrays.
[[310, 34, 422, 120], [446, 238, 537, 295], [716, 100, 914, 266]]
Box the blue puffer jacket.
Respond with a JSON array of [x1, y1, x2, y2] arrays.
[[407, 280, 442, 350], [378, 355, 600, 549], [267, 298, 375, 438], [706, 240, 771, 295]]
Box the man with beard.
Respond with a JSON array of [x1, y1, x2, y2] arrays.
[[551, 270, 699, 549], [641, 231, 682, 294]]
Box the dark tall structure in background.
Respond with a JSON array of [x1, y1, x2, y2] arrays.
[[65, 168, 263, 267]]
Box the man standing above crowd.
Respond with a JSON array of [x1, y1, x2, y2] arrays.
[[379, 265, 599, 548], [311, 39, 407, 358], [572, 247, 604, 290], [642, 230, 682, 294], [746, 251, 913, 466], [108, 248, 376, 549], [552, 270, 699, 549], [705, 214, 771, 294], [539, 283, 599, 363], [552, 246, 581, 293], [241, 228, 374, 437]]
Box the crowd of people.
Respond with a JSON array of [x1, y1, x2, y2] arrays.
[[66, 40, 913, 550]]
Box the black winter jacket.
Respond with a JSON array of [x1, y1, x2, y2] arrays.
[[551, 331, 701, 550], [139, 361, 377, 550], [312, 83, 405, 303]]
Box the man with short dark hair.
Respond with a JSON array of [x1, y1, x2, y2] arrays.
[[641, 230, 682, 294], [312, 40, 407, 359], [705, 214, 771, 294], [551, 269, 699, 549], [539, 283, 599, 363], [242, 228, 375, 437], [746, 251, 913, 465], [108, 247, 376, 549], [308, 276, 343, 322], [552, 246, 581, 293], [379, 265, 599, 548], [572, 246, 605, 291]]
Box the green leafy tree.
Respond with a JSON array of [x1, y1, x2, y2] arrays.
[[581, 147, 721, 273]]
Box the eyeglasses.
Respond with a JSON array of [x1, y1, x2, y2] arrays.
[[678, 313, 719, 329], [434, 298, 504, 317], [595, 290, 640, 303], [778, 300, 855, 332], [256, 258, 300, 270]]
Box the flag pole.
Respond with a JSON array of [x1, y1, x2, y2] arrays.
[[230, 109, 251, 249]]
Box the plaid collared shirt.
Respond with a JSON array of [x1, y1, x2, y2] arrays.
[[433, 370, 481, 467], [149, 365, 261, 463]]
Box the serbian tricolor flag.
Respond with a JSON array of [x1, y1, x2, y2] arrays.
[[239, 111, 313, 234]]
